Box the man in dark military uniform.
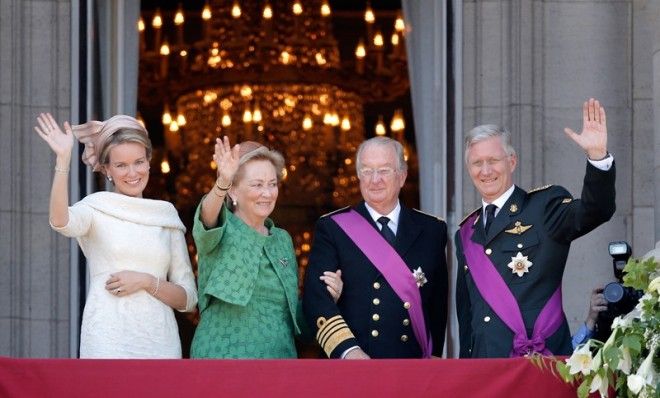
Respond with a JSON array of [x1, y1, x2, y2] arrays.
[[456, 98, 616, 358], [303, 137, 448, 359]]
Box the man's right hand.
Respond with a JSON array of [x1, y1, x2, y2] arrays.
[[344, 347, 370, 360]]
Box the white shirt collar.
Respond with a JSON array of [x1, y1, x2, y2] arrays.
[[364, 201, 401, 234], [481, 184, 516, 219]]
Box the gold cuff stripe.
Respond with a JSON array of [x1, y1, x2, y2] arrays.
[[315, 315, 355, 357], [321, 327, 355, 357], [318, 321, 348, 347], [316, 316, 347, 343]]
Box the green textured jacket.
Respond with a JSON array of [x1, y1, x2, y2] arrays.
[[193, 203, 302, 335]]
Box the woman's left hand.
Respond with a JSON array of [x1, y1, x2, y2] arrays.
[[320, 270, 343, 303], [105, 271, 152, 297]]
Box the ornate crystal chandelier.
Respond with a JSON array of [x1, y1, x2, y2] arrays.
[[138, 0, 410, 268]]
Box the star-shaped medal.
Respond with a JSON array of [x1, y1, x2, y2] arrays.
[[507, 252, 533, 277], [412, 267, 428, 287]]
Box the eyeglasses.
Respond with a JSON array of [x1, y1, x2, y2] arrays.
[[358, 167, 396, 179]]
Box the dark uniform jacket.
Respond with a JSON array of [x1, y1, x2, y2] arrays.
[[455, 162, 616, 358], [303, 201, 448, 358]]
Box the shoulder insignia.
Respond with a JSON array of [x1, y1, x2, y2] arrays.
[[320, 206, 351, 218], [528, 184, 553, 194], [316, 315, 355, 357], [413, 208, 445, 222], [460, 207, 481, 226], [561, 198, 572, 204]]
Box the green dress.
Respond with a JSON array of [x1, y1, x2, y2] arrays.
[[190, 203, 302, 358]]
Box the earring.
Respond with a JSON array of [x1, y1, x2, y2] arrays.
[[233, 199, 237, 206], [107, 176, 113, 182]]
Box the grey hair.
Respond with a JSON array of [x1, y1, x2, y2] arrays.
[[226, 146, 285, 212], [464, 124, 516, 164], [356, 136, 408, 172], [233, 147, 285, 184]]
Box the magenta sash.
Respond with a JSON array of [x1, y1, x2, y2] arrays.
[[332, 210, 432, 358], [459, 213, 564, 357]]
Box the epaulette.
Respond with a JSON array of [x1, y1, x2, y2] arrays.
[[460, 207, 481, 226], [528, 184, 553, 194], [413, 208, 445, 222], [320, 206, 351, 218]]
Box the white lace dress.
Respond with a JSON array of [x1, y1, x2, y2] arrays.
[[52, 191, 198, 358]]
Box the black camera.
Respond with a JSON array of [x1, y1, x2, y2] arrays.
[[594, 241, 644, 341]]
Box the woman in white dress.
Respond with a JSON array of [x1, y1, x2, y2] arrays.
[[35, 113, 198, 358]]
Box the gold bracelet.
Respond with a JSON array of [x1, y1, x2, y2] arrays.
[[54, 166, 70, 174], [212, 185, 226, 198], [215, 180, 232, 191]]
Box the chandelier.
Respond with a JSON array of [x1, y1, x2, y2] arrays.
[[138, 0, 411, 269]]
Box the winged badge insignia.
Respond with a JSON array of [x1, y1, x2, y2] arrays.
[[505, 221, 532, 235]]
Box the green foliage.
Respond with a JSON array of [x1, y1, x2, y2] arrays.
[[622, 257, 656, 291]]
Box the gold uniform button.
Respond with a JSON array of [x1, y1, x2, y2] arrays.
[[403, 302, 411, 309], [401, 335, 408, 342], [373, 298, 380, 305], [484, 316, 491, 322], [485, 248, 492, 255], [371, 330, 379, 337], [517, 243, 523, 249], [372, 314, 380, 321], [402, 319, 410, 326], [373, 282, 381, 289]]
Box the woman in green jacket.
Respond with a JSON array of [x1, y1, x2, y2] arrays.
[[191, 137, 341, 358]]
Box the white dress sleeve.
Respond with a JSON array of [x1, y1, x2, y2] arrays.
[[49, 202, 93, 238], [168, 228, 198, 312]]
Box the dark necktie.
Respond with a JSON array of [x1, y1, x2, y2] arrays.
[[377, 216, 396, 244], [484, 204, 497, 233]]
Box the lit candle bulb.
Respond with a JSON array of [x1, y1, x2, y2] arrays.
[[395, 14, 405, 33], [160, 159, 171, 174], [321, 1, 331, 17], [341, 116, 351, 131], [174, 5, 184, 45], [221, 113, 231, 127], [263, 3, 273, 19], [202, 2, 212, 39], [162, 108, 172, 125], [252, 107, 262, 123], [293, 1, 303, 15], [176, 114, 186, 126], [231, 2, 241, 18], [355, 40, 366, 74], [152, 9, 163, 50], [302, 115, 313, 130], [375, 116, 386, 136]]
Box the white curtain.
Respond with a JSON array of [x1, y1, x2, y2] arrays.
[[403, 0, 461, 357]]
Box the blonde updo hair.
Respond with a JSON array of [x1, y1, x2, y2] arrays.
[[99, 129, 153, 170]]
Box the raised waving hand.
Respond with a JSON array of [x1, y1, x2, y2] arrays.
[[213, 136, 240, 188], [563, 98, 608, 160], [35, 113, 74, 160]]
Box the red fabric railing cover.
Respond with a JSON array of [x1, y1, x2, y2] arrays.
[[0, 356, 576, 398]]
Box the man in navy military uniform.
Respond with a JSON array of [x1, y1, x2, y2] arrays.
[[303, 137, 448, 359], [456, 98, 616, 358]]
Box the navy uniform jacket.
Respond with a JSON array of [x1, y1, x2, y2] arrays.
[[455, 162, 616, 358], [303, 202, 448, 358]]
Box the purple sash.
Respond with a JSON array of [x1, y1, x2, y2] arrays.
[[459, 213, 564, 357], [332, 210, 432, 358]]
